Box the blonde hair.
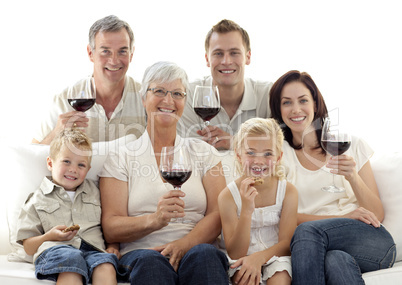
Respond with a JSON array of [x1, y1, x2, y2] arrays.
[[49, 129, 92, 164], [233, 118, 285, 179]]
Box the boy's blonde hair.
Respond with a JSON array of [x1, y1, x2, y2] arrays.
[[49, 129, 93, 163], [233, 118, 285, 179]]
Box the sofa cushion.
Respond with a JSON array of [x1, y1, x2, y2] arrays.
[[371, 153, 402, 262], [6, 135, 135, 262]]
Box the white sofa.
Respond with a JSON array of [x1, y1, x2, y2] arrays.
[[1, 138, 402, 284]]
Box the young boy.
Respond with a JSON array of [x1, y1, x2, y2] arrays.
[[16, 129, 119, 285]]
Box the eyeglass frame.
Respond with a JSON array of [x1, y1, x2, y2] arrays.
[[147, 87, 187, 100]]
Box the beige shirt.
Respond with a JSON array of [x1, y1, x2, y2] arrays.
[[34, 75, 146, 142], [16, 177, 107, 262], [178, 76, 272, 138], [99, 131, 221, 256], [281, 136, 373, 215]]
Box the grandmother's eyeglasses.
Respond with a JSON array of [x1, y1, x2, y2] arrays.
[[147, 88, 187, 100]]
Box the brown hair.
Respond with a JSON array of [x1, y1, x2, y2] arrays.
[[269, 70, 328, 152], [204, 19, 251, 53]]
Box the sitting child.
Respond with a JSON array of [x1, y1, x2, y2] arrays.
[[16, 129, 119, 285], [218, 118, 298, 284]]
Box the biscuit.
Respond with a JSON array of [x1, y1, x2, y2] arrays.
[[63, 224, 80, 233], [252, 177, 264, 185]]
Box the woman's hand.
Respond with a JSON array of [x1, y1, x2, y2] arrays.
[[239, 177, 258, 216], [343, 207, 381, 227], [153, 190, 186, 227], [231, 252, 266, 285], [326, 155, 357, 182], [151, 239, 192, 271]]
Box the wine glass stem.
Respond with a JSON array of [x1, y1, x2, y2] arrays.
[[332, 173, 336, 186]]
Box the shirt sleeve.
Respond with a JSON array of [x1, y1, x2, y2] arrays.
[[16, 193, 44, 245]]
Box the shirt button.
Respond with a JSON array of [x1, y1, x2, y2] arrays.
[[64, 195, 68, 198], [73, 209, 77, 212]]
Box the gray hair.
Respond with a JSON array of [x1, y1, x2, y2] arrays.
[[140, 61, 190, 100], [88, 15, 134, 51]]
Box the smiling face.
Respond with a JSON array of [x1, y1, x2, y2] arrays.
[[142, 79, 186, 130], [88, 29, 133, 86], [280, 81, 317, 136], [205, 31, 251, 88], [238, 135, 282, 178], [47, 145, 91, 191]]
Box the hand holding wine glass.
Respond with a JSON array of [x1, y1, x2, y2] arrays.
[[193, 85, 221, 127], [67, 76, 96, 113], [160, 146, 192, 223], [321, 117, 352, 193]]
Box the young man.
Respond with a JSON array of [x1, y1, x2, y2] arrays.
[[33, 15, 146, 144], [180, 19, 272, 150]]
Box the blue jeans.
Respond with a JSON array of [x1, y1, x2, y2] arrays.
[[290, 218, 396, 285], [118, 244, 229, 285], [35, 241, 119, 284]]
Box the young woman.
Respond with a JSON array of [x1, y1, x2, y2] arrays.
[[269, 70, 395, 285]]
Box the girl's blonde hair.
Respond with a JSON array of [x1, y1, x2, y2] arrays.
[[49, 129, 93, 163], [233, 118, 285, 179]]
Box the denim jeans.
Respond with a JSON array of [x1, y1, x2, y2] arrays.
[[290, 218, 396, 285], [35, 241, 119, 284], [118, 243, 229, 285]]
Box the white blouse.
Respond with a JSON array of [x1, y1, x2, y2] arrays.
[[100, 131, 221, 255], [281, 136, 373, 215]]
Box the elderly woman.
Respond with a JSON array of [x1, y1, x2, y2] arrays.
[[99, 61, 229, 284]]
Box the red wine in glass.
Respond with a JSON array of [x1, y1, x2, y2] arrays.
[[161, 170, 192, 187], [160, 146, 192, 223], [193, 85, 220, 127], [67, 76, 96, 113], [68, 98, 96, 112], [321, 140, 351, 156], [194, 107, 220, 122], [320, 117, 352, 193]]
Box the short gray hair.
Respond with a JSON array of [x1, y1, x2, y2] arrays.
[[88, 15, 134, 51], [140, 61, 190, 100]]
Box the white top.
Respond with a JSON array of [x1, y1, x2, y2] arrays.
[[281, 136, 373, 215], [226, 179, 287, 255], [99, 131, 221, 255], [178, 76, 272, 138], [34, 75, 146, 142]]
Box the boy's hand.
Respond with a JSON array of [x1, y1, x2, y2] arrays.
[[106, 247, 121, 259], [46, 225, 78, 241]]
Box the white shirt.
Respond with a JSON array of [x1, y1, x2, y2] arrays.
[[281, 136, 373, 215], [99, 131, 222, 256], [34, 75, 146, 142], [178, 76, 272, 139]]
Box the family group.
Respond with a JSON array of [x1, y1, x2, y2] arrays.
[[16, 15, 396, 285]]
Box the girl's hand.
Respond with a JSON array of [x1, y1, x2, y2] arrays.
[[326, 155, 357, 182], [239, 177, 258, 215], [343, 207, 381, 228], [45, 225, 78, 241], [231, 253, 265, 285]]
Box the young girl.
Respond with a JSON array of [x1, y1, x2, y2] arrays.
[[218, 118, 298, 285]]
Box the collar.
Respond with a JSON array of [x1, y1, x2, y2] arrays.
[[204, 76, 256, 111], [40, 176, 88, 195]]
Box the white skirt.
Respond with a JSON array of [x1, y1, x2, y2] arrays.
[[228, 255, 292, 284]]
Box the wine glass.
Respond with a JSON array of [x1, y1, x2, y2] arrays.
[[192, 85, 221, 127], [160, 145, 192, 223], [320, 117, 352, 193], [67, 76, 96, 112]]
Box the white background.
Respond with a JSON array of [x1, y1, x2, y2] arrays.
[[1, 0, 401, 153]]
